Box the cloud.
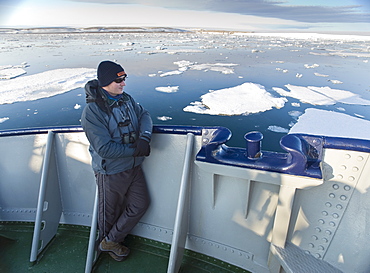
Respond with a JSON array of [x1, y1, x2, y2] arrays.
[[71, 0, 370, 23], [356, 0, 370, 11]]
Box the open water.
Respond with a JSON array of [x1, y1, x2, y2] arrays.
[[0, 29, 369, 151]]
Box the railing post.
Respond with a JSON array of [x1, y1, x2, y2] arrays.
[[30, 131, 62, 262], [85, 185, 99, 273], [268, 185, 296, 273], [167, 133, 195, 273]]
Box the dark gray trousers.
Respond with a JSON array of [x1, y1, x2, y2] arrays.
[[95, 165, 150, 243]]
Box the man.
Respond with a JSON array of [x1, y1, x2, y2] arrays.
[[81, 60, 152, 261]]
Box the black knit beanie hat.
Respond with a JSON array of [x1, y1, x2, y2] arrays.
[[97, 61, 125, 87]]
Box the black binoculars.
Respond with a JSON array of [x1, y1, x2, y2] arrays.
[[122, 132, 136, 144]]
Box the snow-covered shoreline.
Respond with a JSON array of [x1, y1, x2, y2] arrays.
[[1, 27, 370, 41], [0, 27, 189, 34]]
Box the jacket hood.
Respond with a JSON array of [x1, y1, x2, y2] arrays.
[[85, 79, 100, 102], [84, 79, 111, 113]]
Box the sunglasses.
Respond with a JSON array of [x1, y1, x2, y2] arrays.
[[114, 75, 127, 83]]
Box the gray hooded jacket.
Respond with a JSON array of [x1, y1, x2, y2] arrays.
[[81, 79, 152, 175]]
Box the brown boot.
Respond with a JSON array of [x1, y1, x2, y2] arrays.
[[108, 251, 127, 262], [99, 237, 130, 257]]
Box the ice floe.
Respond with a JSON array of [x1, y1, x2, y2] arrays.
[[234, 32, 370, 42], [190, 63, 237, 74], [0, 68, 27, 79], [160, 70, 183, 77], [183, 82, 287, 116], [155, 86, 179, 93], [267, 125, 289, 133], [0, 117, 9, 123], [157, 116, 173, 121], [158, 60, 238, 77], [183, 80, 370, 117], [276, 68, 288, 73], [273, 85, 370, 106], [304, 64, 319, 69], [0, 63, 29, 79], [74, 104, 81, 110], [289, 108, 370, 141], [288, 110, 302, 120], [0, 68, 96, 105], [314, 73, 329, 77], [355, 113, 365, 118], [328, 79, 343, 84], [140, 49, 204, 55]]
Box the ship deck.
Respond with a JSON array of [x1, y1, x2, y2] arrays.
[[0, 222, 250, 273]]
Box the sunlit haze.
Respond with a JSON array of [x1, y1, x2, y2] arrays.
[[1, 0, 370, 33]]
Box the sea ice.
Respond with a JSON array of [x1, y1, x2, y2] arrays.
[[288, 111, 302, 120], [329, 51, 370, 58], [267, 125, 289, 133], [276, 68, 288, 73], [234, 32, 370, 42], [174, 60, 194, 68], [289, 108, 370, 141], [183, 82, 287, 116], [155, 86, 179, 93], [157, 116, 173, 121], [0, 68, 96, 105], [308, 86, 370, 105], [0, 117, 9, 123], [329, 79, 343, 84], [314, 73, 329, 77], [0, 67, 27, 79], [273, 85, 370, 106], [160, 70, 183, 77], [304, 64, 319, 69], [355, 113, 365, 118], [192, 64, 235, 74], [158, 60, 238, 77], [140, 49, 204, 55], [273, 85, 336, 105]]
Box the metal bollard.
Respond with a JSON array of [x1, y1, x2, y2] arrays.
[[244, 131, 263, 159]]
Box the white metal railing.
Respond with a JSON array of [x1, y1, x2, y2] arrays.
[[2, 126, 368, 272]]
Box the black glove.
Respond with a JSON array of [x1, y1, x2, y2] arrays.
[[130, 139, 150, 157]]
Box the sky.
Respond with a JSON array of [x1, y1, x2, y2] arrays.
[[1, 0, 370, 33]]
